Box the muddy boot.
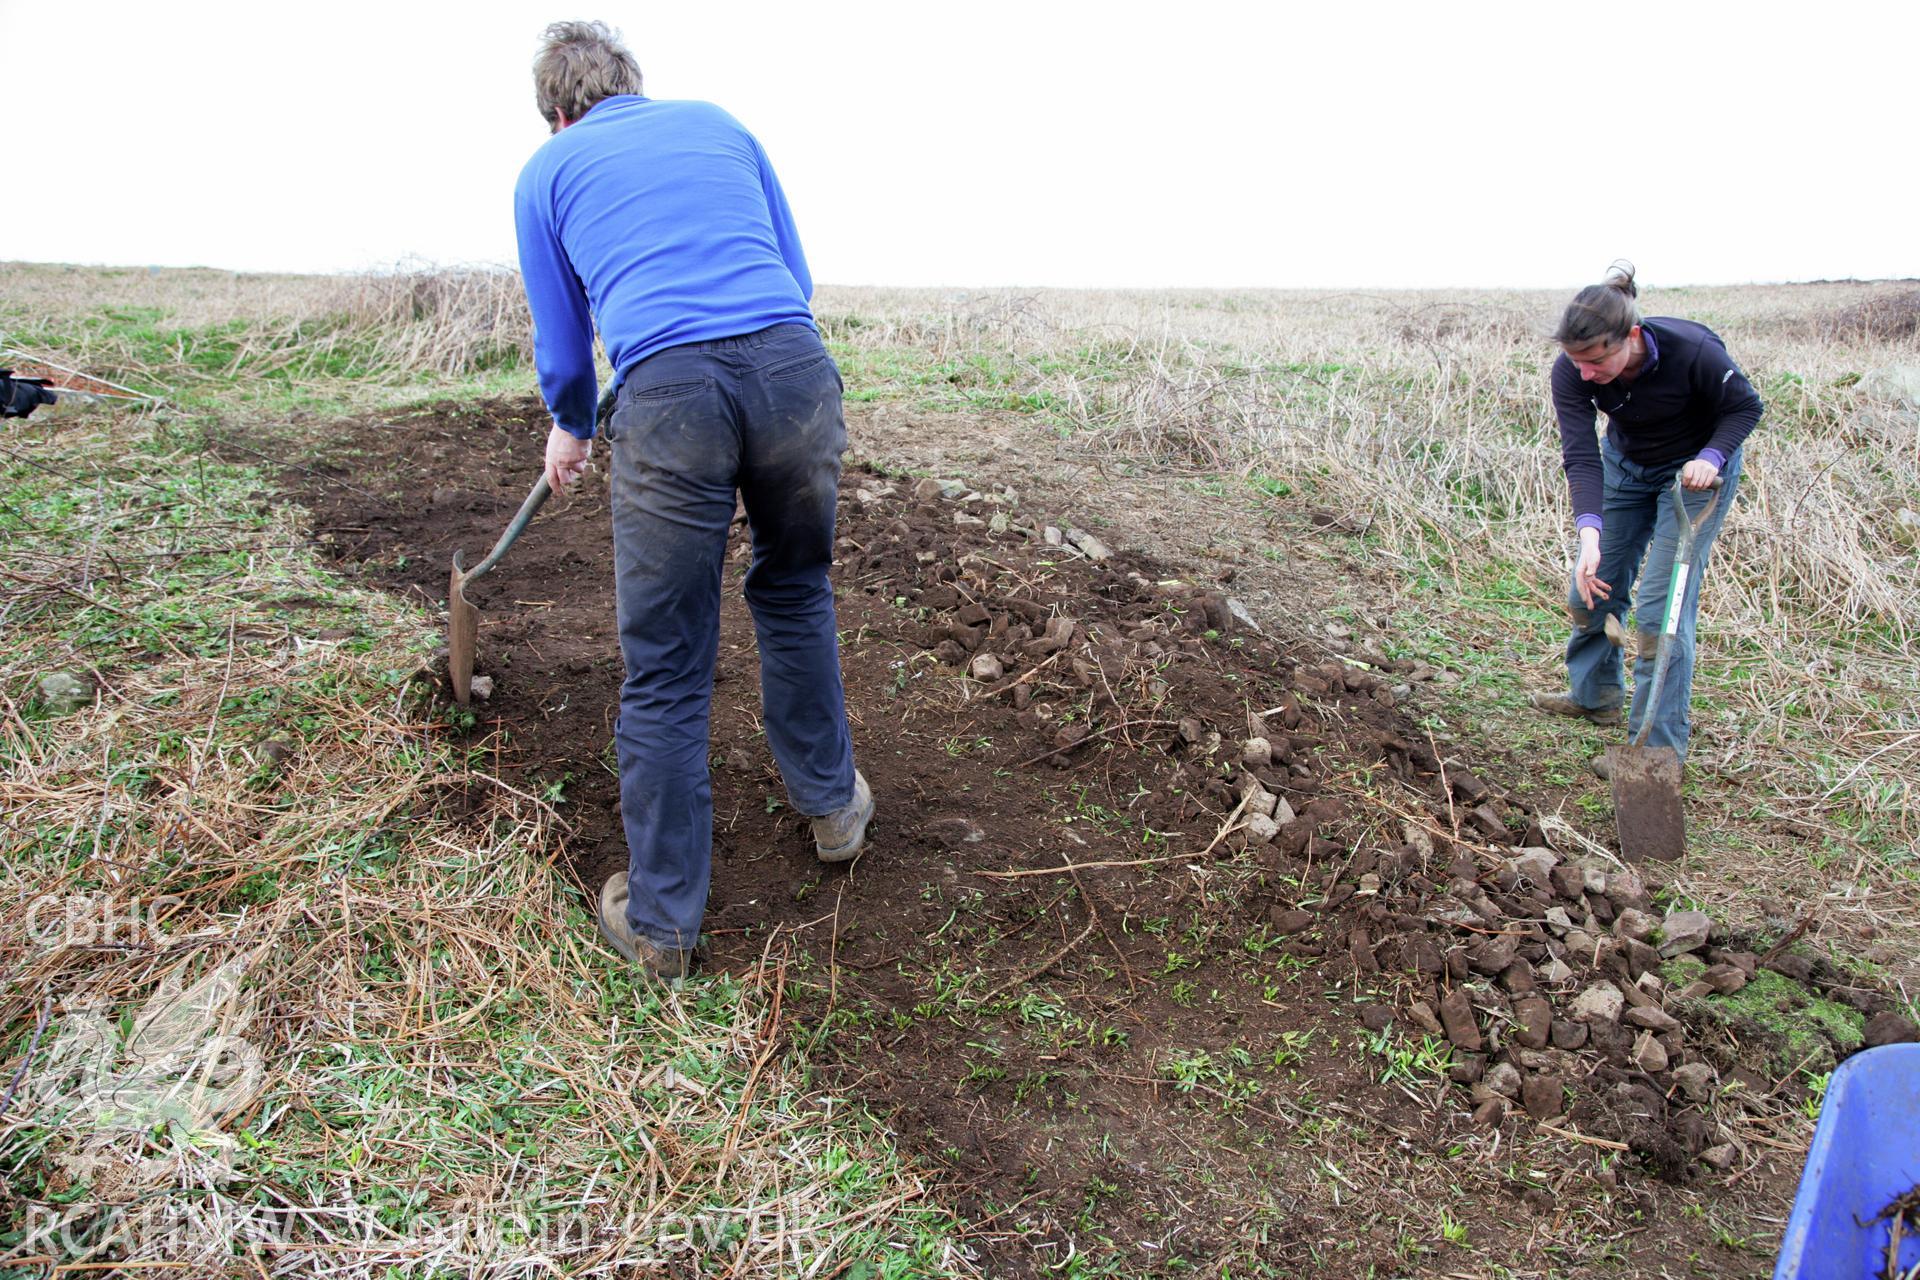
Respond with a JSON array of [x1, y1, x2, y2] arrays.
[[812, 770, 873, 864], [1528, 692, 1622, 727], [596, 874, 694, 986]]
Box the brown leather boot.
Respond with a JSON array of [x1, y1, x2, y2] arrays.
[[596, 874, 695, 986], [1528, 692, 1622, 727], [811, 770, 874, 864]]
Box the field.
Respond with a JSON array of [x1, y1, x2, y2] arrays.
[[2, 262, 1917, 1277]]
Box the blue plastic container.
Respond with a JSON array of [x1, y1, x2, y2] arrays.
[[1775, 1043, 1920, 1277]]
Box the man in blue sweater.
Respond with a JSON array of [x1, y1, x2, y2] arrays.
[[515, 21, 871, 983]]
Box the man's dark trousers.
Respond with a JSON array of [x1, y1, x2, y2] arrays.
[[603, 324, 856, 951]]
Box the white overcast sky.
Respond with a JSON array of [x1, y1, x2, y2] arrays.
[[4, 2, 1915, 289]]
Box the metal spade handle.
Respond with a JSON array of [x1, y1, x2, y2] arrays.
[[1630, 474, 1724, 747], [458, 475, 552, 588]]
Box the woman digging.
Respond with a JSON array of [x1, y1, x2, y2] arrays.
[[1530, 262, 1763, 775]]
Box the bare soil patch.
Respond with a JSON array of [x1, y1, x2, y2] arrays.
[[250, 393, 1881, 1277]]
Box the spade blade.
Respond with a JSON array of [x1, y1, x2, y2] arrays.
[[448, 551, 478, 706], [1607, 744, 1686, 863]]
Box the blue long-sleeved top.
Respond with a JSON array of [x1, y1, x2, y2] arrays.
[[1550, 317, 1763, 531], [514, 96, 816, 438]]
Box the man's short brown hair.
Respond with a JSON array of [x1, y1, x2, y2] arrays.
[[533, 20, 643, 127]]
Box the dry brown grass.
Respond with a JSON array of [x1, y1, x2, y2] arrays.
[[812, 283, 1920, 853], [6, 261, 1908, 1272], [0, 412, 965, 1274], [1, 261, 533, 389], [1826, 286, 1920, 343]]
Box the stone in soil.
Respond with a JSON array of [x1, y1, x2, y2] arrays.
[[1569, 982, 1625, 1024], [1236, 777, 1280, 819], [1625, 1005, 1682, 1034], [1482, 1061, 1522, 1099], [1404, 1000, 1441, 1036], [1549, 865, 1586, 899], [1699, 1143, 1738, 1171], [1467, 936, 1518, 975], [1065, 527, 1112, 560], [1468, 803, 1509, 839], [1613, 908, 1656, 943], [1768, 954, 1817, 983], [1472, 1098, 1505, 1127], [1702, 963, 1748, 995], [1609, 866, 1651, 907], [926, 816, 987, 847], [1243, 812, 1281, 845], [969, 653, 1004, 682], [1658, 909, 1713, 957], [1673, 1062, 1718, 1103], [1512, 848, 1557, 889], [1632, 1031, 1670, 1073], [38, 671, 91, 715], [1521, 1072, 1565, 1121], [1512, 997, 1552, 1049], [1550, 1019, 1589, 1050], [1448, 1053, 1487, 1084], [1439, 989, 1482, 1051]]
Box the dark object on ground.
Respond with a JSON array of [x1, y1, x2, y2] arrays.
[[1, 371, 56, 419]]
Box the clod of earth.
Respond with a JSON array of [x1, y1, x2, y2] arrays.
[[1864, 1011, 1920, 1047], [1270, 907, 1315, 935]]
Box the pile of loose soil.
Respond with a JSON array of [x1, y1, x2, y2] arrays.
[[265, 394, 1913, 1275]]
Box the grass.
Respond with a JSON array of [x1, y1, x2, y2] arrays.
[[0, 327, 968, 1273], [2, 263, 536, 410], [813, 281, 1920, 1014], [1665, 957, 1868, 1075], [3, 260, 1904, 1275], [811, 282, 1920, 879]]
